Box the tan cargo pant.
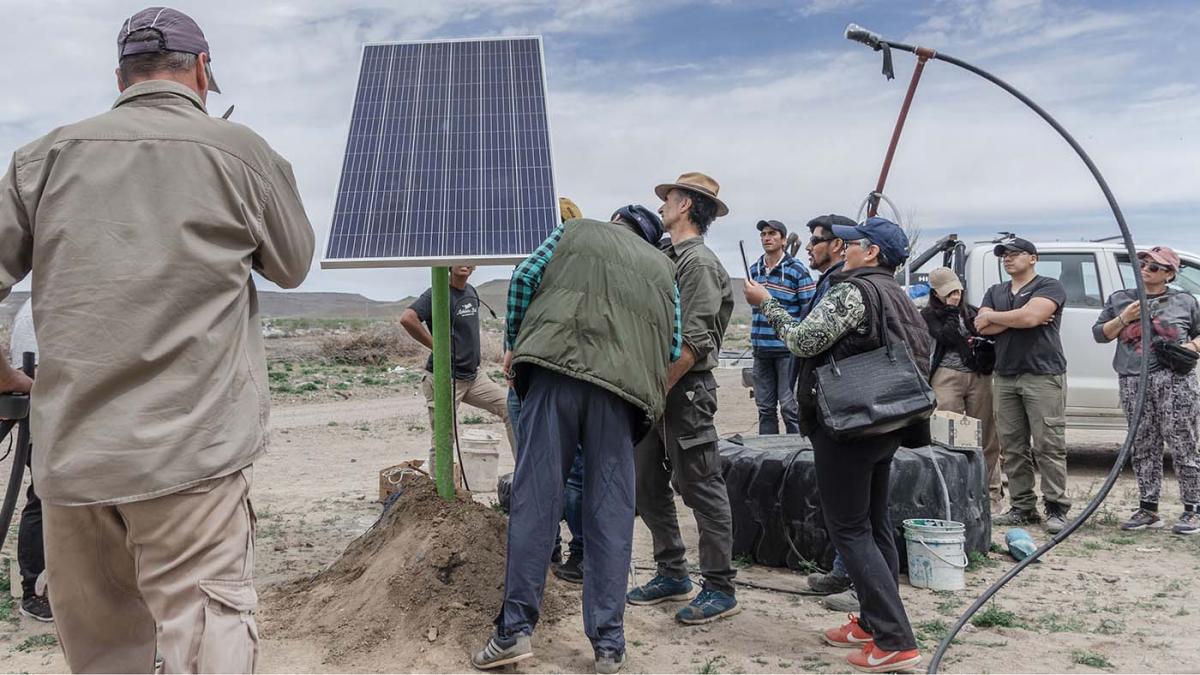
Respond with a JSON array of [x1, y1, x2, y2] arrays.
[[421, 373, 515, 477], [43, 468, 257, 674], [993, 374, 1071, 513], [931, 368, 1003, 504]]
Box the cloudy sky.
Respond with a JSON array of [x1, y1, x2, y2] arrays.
[[2, 0, 1197, 301]]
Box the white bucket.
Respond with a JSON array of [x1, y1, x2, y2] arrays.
[[903, 518, 967, 591], [459, 429, 500, 492]]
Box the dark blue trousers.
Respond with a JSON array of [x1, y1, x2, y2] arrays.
[[497, 367, 637, 652], [507, 389, 584, 556]]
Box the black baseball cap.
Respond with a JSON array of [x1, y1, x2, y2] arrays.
[[830, 217, 910, 268], [806, 214, 857, 233], [118, 7, 220, 93], [756, 219, 788, 237], [993, 237, 1038, 257]]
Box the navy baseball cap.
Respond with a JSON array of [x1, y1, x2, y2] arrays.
[[613, 205, 664, 245], [118, 7, 220, 93], [830, 217, 910, 267], [993, 237, 1038, 257], [756, 219, 788, 237]]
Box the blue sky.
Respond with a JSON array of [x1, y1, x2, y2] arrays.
[[2, 0, 1197, 300]]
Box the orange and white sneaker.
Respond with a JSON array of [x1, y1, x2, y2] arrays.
[[822, 614, 873, 648], [847, 643, 922, 673]]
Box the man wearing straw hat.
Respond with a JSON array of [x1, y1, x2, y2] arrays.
[[628, 172, 739, 624]]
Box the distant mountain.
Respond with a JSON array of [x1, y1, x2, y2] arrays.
[[474, 277, 753, 321], [3, 279, 753, 330]]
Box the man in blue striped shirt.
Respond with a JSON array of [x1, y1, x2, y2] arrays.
[[749, 219, 815, 434]]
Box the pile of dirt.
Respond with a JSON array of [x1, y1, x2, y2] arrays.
[[263, 475, 577, 666]]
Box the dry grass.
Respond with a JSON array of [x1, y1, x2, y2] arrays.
[[319, 320, 426, 366]]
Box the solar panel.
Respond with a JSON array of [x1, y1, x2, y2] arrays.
[[321, 37, 559, 269]]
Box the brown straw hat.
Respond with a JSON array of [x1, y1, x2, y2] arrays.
[[654, 172, 729, 217]]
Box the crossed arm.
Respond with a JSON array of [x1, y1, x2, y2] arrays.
[[974, 297, 1058, 335]]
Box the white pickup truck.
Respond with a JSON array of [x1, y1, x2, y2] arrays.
[[910, 236, 1200, 429]]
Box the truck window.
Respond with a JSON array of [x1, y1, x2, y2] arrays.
[[1118, 255, 1200, 298], [998, 253, 1103, 308]]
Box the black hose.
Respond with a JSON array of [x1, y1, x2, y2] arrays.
[[0, 353, 36, 553], [845, 28, 1148, 673]]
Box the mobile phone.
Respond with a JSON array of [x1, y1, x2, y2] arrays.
[[738, 240, 751, 279]]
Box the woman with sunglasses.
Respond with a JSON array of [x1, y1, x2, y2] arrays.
[[1094, 246, 1200, 535]]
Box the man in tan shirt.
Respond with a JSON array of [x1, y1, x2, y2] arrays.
[[0, 8, 315, 673]]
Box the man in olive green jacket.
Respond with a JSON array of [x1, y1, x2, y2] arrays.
[[627, 172, 738, 625], [0, 9, 314, 672], [474, 206, 680, 674]]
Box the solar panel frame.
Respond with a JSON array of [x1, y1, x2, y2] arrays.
[[321, 36, 561, 270]]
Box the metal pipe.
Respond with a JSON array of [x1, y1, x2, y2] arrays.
[[431, 266, 455, 500], [868, 49, 933, 218]]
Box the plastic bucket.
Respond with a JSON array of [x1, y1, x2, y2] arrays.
[[903, 518, 967, 591], [459, 429, 500, 492]]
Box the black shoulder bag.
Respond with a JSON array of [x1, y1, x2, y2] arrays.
[[814, 282, 937, 440]]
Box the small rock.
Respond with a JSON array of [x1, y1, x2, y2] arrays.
[[1135, 547, 1162, 553], [1103, 576, 1119, 583], [427, 627, 438, 642], [273, 543, 287, 552], [350, 458, 357, 463]]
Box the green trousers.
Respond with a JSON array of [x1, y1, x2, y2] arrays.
[[993, 373, 1071, 513]]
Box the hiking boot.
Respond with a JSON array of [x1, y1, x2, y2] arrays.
[[626, 574, 693, 606], [550, 545, 563, 566], [1044, 506, 1069, 535], [1120, 508, 1164, 531], [807, 571, 852, 595], [1173, 511, 1200, 536], [554, 552, 583, 584], [823, 614, 873, 648], [471, 633, 533, 670], [822, 589, 860, 613], [993, 508, 1040, 527], [847, 643, 922, 673], [675, 587, 740, 625], [594, 648, 626, 674], [19, 595, 52, 622]]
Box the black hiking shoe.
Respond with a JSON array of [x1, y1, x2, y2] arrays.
[[806, 571, 852, 595], [993, 508, 1040, 527], [554, 552, 583, 584], [20, 595, 53, 622], [1044, 506, 1069, 535], [550, 545, 563, 566]]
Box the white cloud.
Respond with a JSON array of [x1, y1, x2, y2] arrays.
[[2, 0, 1196, 301]]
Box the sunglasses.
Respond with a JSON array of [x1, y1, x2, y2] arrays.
[[808, 236, 836, 246], [1140, 261, 1172, 273]]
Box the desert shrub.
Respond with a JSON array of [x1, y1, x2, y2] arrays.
[[319, 321, 424, 366]]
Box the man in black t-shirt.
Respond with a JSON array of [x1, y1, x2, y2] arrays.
[[975, 237, 1071, 533], [401, 266, 513, 480]]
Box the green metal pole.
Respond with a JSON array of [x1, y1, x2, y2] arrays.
[[431, 266, 454, 500]]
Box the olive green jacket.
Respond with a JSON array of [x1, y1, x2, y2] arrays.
[[513, 219, 678, 420]]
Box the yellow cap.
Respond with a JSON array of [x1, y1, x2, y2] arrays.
[[559, 197, 582, 223]]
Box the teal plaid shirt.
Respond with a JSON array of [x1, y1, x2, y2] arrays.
[[505, 223, 683, 361]]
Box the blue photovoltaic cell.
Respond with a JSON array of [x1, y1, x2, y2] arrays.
[[323, 37, 558, 266]]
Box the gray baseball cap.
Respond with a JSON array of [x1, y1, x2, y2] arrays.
[[118, 7, 220, 93]]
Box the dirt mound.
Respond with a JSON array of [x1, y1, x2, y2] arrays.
[[263, 475, 577, 667]]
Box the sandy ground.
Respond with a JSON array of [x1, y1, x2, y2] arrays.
[[1, 367, 1198, 673]]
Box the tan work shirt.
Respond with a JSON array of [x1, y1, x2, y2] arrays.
[[0, 80, 315, 506]]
